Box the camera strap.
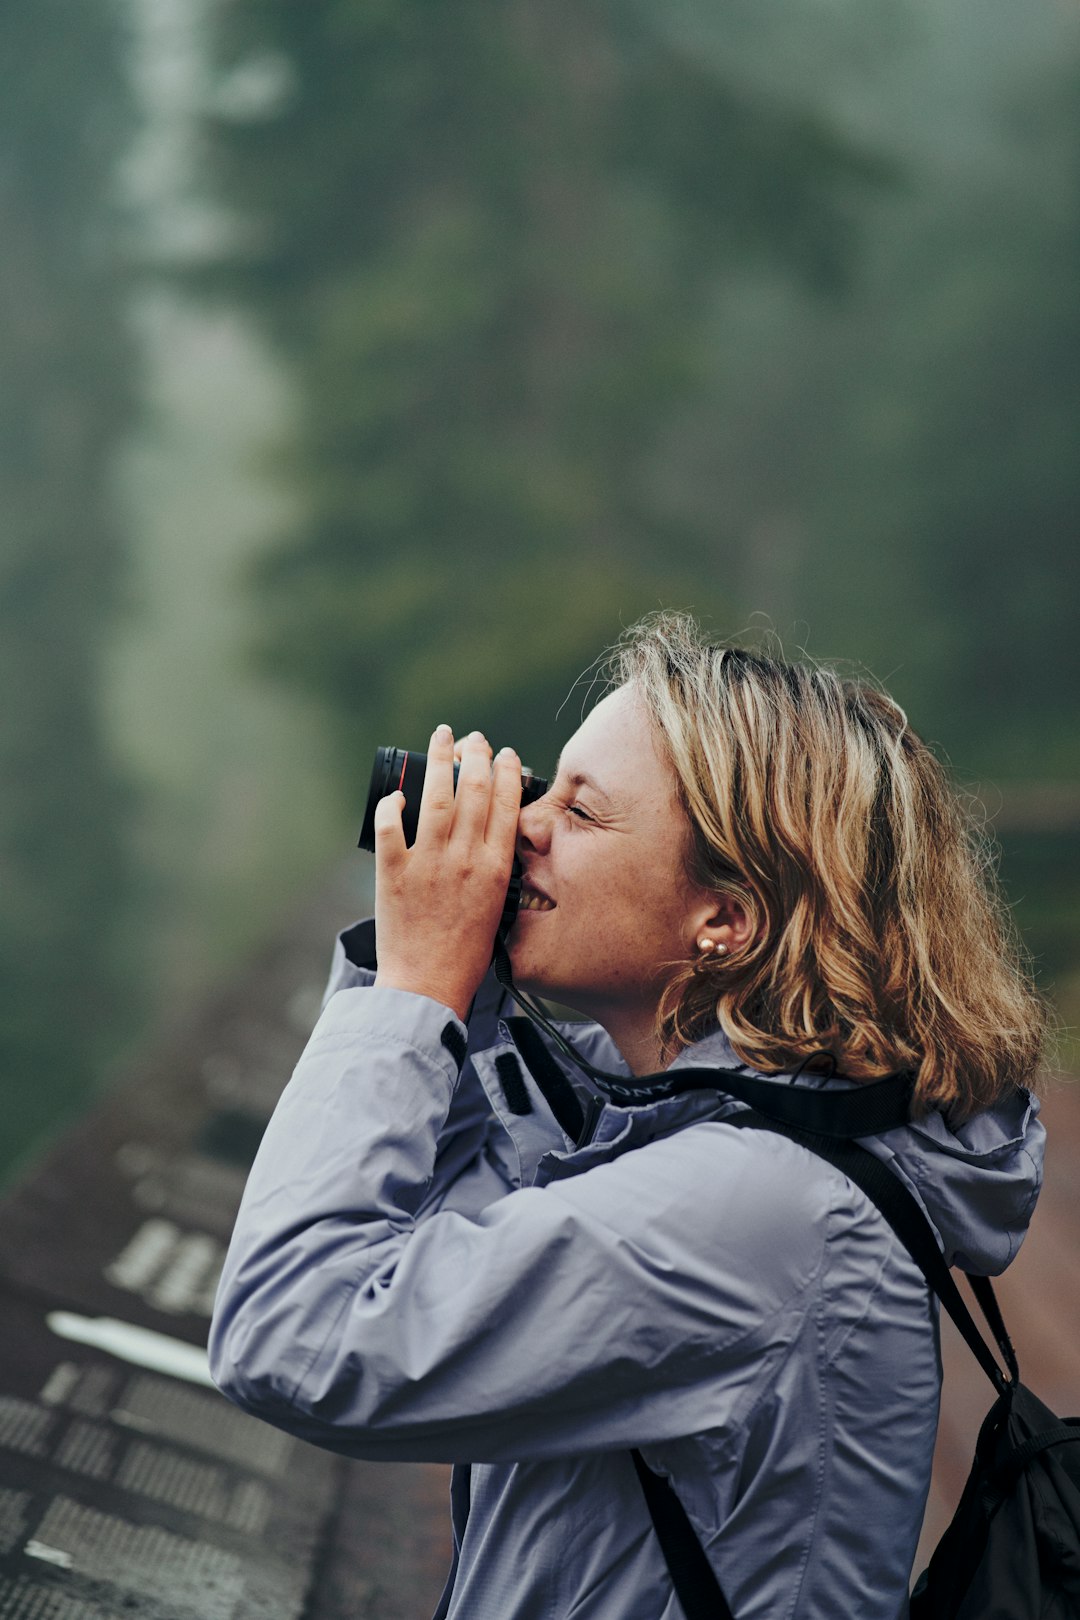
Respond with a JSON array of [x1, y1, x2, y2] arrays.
[[490, 936, 915, 1136]]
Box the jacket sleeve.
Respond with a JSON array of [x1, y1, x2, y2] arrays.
[[209, 985, 833, 1465], [320, 917, 514, 1220]]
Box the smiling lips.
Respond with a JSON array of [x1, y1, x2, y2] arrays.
[[518, 886, 556, 912]]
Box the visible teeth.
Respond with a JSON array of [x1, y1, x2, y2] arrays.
[[519, 891, 555, 911]]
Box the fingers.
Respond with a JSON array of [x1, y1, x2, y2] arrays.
[[416, 723, 456, 840], [414, 724, 520, 854], [486, 746, 522, 849], [371, 790, 407, 870], [450, 731, 494, 845]]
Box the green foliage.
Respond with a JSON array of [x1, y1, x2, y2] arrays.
[[191, 0, 1079, 1012], [735, 61, 1080, 783], [0, 0, 139, 1178], [193, 0, 888, 783]]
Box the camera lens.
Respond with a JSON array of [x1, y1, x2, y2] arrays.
[[358, 747, 437, 850], [358, 746, 548, 851]]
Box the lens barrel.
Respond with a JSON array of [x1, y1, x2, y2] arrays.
[[358, 744, 548, 934], [359, 747, 427, 850]]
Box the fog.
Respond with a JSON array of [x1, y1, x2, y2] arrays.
[[2, 0, 1078, 1180]]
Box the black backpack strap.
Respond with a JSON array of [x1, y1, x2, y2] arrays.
[[725, 1111, 1013, 1394], [629, 1101, 1017, 1619], [994, 1417, 1080, 1484], [649, 1066, 915, 1137], [492, 937, 915, 1136], [967, 1273, 1020, 1385], [631, 1449, 734, 1620]]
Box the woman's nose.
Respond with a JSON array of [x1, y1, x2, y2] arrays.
[[516, 794, 551, 857]]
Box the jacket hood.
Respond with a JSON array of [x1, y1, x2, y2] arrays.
[[869, 1087, 1044, 1275]]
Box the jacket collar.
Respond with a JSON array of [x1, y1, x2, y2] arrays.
[[473, 1017, 759, 1189]]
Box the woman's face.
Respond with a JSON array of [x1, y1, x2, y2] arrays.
[[509, 684, 712, 1055]]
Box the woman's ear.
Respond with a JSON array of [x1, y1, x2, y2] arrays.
[[689, 891, 756, 957]]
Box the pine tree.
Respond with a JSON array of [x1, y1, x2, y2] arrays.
[[193, 0, 886, 776], [0, 2, 139, 1177]]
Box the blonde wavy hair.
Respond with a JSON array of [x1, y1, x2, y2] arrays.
[[607, 613, 1046, 1117]]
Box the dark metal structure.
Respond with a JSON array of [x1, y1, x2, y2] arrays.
[[0, 877, 451, 1619]]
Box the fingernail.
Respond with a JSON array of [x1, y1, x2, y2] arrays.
[[434, 723, 452, 742], [469, 730, 487, 744], [496, 746, 518, 761]]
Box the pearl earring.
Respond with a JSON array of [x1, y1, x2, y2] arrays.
[[697, 938, 729, 956]]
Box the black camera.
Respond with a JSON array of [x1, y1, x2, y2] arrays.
[[358, 745, 549, 933]]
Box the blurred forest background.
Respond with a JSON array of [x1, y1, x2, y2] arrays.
[[2, 0, 1078, 1185]]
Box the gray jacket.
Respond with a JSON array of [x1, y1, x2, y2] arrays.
[[210, 921, 1046, 1619]]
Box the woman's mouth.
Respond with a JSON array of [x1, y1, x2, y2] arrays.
[[518, 886, 556, 912]]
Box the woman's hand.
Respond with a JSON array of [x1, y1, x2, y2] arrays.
[[372, 725, 522, 1022]]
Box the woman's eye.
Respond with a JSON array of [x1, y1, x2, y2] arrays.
[[567, 804, 592, 822]]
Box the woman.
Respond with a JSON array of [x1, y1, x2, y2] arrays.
[[210, 613, 1047, 1619]]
